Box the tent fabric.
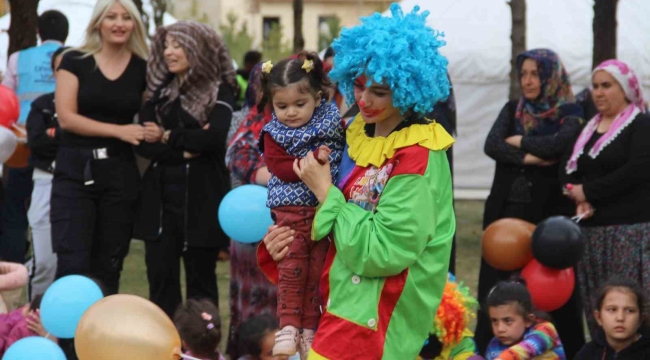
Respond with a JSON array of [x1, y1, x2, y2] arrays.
[[390, 0, 650, 198], [0, 0, 177, 73]]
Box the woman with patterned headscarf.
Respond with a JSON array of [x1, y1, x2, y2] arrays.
[[134, 20, 237, 317], [477, 49, 586, 357], [563, 59, 650, 337]]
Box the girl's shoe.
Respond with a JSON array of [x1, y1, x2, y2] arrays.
[[273, 325, 299, 356]]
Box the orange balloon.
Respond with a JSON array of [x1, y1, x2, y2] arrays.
[[75, 294, 182, 360], [482, 218, 535, 271], [5, 125, 29, 168]]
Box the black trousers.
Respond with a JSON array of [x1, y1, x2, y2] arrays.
[[474, 202, 586, 358], [51, 147, 138, 296], [0, 166, 33, 263], [145, 165, 219, 319]]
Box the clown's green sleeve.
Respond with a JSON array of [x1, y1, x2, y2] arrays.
[[312, 148, 455, 278]]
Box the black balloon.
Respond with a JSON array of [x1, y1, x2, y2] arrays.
[[532, 216, 585, 269]]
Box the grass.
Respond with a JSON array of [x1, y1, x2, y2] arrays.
[[119, 241, 232, 353], [117, 200, 486, 356], [17, 200, 485, 357]]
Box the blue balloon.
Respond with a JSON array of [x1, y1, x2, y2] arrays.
[[41, 275, 103, 339], [3, 336, 66, 360], [218, 185, 273, 243]]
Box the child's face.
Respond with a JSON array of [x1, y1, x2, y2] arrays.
[[272, 82, 318, 128], [595, 289, 642, 344], [259, 330, 288, 360], [489, 303, 533, 346]]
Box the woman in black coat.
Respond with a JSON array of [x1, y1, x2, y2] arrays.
[[475, 49, 585, 358], [134, 21, 236, 318]]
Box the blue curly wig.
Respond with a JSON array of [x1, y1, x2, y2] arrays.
[[329, 3, 450, 116]]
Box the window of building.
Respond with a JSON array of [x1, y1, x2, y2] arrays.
[[263, 17, 280, 41]]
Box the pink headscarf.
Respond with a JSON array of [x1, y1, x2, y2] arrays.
[[565, 60, 646, 174]]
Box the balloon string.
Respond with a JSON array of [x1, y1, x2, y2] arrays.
[[571, 214, 585, 223], [11, 124, 26, 135], [572, 208, 596, 223], [180, 355, 203, 360]]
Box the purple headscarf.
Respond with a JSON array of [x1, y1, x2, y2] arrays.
[[565, 59, 646, 174]]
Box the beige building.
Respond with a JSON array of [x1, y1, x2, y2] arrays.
[[170, 0, 391, 53]]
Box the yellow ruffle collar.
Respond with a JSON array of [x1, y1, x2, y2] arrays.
[[346, 114, 455, 168]]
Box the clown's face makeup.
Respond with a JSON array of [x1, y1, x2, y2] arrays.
[[353, 75, 402, 136]]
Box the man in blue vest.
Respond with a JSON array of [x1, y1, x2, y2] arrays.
[[1, 10, 68, 264]]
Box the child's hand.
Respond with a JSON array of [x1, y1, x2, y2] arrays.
[[26, 310, 47, 337], [313, 145, 331, 165]]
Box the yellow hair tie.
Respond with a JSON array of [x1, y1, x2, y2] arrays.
[[262, 61, 274, 74], [302, 59, 314, 73]]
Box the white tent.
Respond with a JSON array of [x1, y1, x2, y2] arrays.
[[391, 0, 650, 198], [0, 0, 177, 73]]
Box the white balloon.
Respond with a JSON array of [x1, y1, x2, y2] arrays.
[[0, 126, 18, 163]]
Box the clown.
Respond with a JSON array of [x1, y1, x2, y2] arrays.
[[259, 3, 455, 359]]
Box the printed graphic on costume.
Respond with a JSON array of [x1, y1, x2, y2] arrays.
[[347, 163, 394, 212]]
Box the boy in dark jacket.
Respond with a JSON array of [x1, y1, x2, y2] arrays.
[[24, 46, 67, 299]]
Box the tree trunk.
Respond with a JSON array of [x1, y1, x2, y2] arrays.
[[592, 0, 618, 69], [151, 0, 167, 29], [132, 0, 151, 37], [293, 0, 304, 53], [7, 0, 39, 57], [508, 0, 526, 101]]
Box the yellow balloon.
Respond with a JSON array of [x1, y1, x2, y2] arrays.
[[75, 294, 182, 360]]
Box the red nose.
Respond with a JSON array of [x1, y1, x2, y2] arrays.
[[359, 100, 366, 108]]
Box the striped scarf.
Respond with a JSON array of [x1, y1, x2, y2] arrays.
[[146, 20, 236, 126]]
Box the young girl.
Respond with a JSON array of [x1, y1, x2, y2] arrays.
[[574, 276, 650, 359], [237, 315, 289, 360], [173, 299, 226, 360], [0, 294, 57, 357], [485, 279, 566, 360], [257, 53, 345, 356]]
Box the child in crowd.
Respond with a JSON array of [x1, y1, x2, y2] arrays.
[[257, 53, 345, 357], [237, 314, 289, 360], [574, 276, 650, 359], [419, 273, 480, 360], [0, 294, 57, 356], [484, 279, 565, 360], [173, 299, 226, 360]]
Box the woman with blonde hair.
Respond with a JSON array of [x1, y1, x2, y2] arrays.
[[52, 0, 148, 296]]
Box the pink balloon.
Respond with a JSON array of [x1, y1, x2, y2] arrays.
[[0, 85, 19, 128], [521, 259, 575, 312]]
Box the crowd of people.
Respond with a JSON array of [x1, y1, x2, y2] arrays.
[[0, 0, 648, 359]]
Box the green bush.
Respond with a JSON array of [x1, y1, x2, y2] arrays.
[[219, 12, 293, 64]]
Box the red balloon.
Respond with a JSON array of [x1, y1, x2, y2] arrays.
[[0, 85, 19, 128], [521, 259, 575, 312]]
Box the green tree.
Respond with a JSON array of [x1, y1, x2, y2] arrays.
[[262, 22, 293, 62], [219, 12, 254, 66], [219, 12, 292, 64], [189, 0, 210, 25], [318, 16, 342, 51]]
